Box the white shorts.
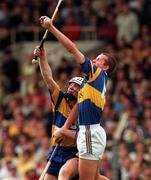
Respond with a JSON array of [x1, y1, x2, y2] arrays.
[[77, 124, 106, 160]]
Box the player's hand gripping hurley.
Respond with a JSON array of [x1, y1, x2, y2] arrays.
[[32, 0, 63, 64]]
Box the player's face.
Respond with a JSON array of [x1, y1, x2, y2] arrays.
[[67, 82, 80, 98], [93, 53, 108, 69]]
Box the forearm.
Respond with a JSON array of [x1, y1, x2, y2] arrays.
[[63, 104, 78, 129], [34, 47, 56, 92], [48, 25, 85, 63], [61, 128, 76, 141], [49, 26, 75, 53], [39, 55, 52, 84]]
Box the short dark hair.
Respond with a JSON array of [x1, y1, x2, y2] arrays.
[[103, 52, 118, 77]]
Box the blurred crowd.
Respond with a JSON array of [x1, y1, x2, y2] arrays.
[[0, 0, 151, 179], [0, 0, 151, 48]]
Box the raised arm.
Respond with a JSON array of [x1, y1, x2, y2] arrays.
[[39, 16, 85, 64], [33, 46, 57, 93]]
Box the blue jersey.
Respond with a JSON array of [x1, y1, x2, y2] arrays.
[[50, 84, 77, 147], [78, 57, 108, 125]]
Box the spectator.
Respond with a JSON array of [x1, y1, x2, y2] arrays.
[[116, 3, 139, 44], [98, 11, 117, 43], [0, 161, 21, 180], [1, 48, 20, 93], [62, 11, 81, 40]]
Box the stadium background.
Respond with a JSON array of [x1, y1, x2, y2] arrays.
[[0, 0, 151, 179]]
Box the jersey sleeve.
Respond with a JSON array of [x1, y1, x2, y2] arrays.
[[49, 84, 61, 106], [80, 57, 98, 77]]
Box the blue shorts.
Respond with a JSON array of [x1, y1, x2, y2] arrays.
[[47, 146, 78, 177]]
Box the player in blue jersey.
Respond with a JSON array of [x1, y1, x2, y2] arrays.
[[39, 16, 117, 180], [33, 46, 83, 180]]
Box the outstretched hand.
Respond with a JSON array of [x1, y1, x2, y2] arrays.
[[39, 16, 53, 29]]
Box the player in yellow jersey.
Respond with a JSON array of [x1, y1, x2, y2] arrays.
[[33, 46, 83, 180]]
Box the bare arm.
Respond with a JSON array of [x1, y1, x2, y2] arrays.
[[34, 46, 57, 93], [39, 16, 85, 64], [61, 128, 76, 140], [63, 104, 78, 129], [55, 128, 76, 141]]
